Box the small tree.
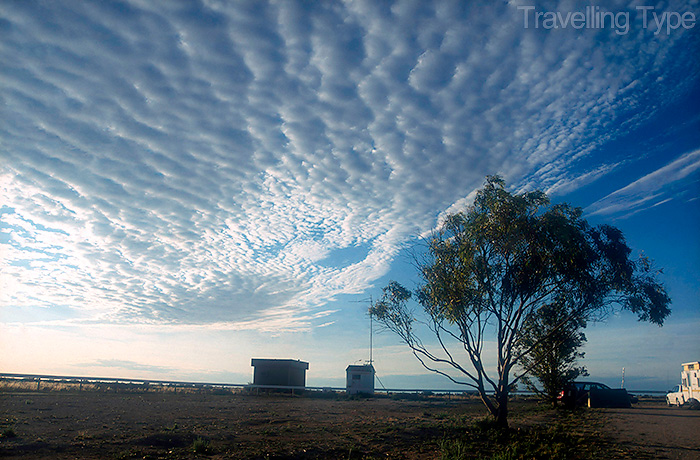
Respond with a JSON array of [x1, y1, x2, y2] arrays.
[[516, 301, 589, 407], [370, 176, 670, 428]]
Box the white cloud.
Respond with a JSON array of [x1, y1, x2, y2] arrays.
[[586, 149, 700, 217], [1, 0, 698, 332]]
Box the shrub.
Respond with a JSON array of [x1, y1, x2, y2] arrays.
[[439, 438, 470, 460], [191, 437, 211, 454]]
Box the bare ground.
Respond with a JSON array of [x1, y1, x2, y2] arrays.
[[0, 390, 497, 460], [0, 388, 697, 459], [594, 402, 700, 460]]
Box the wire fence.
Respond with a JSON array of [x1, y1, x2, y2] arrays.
[[0, 372, 668, 396]]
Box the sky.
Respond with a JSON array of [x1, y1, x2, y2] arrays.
[[1, 0, 699, 392]]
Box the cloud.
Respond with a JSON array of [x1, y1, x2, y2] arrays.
[[586, 149, 700, 217], [1, 0, 698, 331]]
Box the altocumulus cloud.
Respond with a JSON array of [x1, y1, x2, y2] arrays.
[[1, 1, 697, 330], [586, 148, 700, 218]]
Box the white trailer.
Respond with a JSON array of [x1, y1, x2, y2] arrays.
[[666, 361, 700, 407]]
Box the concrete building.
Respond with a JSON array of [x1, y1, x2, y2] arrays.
[[346, 364, 375, 395], [251, 359, 309, 387]]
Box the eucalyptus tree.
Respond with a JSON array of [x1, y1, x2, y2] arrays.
[[370, 176, 670, 428], [515, 301, 589, 407]]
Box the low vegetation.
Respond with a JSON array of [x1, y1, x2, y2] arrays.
[[191, 437, 211, 454], [440, 412, 608, 460]]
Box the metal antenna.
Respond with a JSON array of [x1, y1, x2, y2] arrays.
[[350, 296, 374, 366], [369, 295, 373, 365]]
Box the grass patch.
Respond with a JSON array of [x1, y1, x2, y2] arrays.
[[191, 436, 211, 454], [440, 438, 472, 460], [439, 414, 606, 460]]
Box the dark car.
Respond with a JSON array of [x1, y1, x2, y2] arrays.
[[559, 381, 634, 408]]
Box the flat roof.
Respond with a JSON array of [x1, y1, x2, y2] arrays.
[[251, 358, 309, 369], [346, 364, 375, 372]]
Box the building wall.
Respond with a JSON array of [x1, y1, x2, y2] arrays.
[[346, 365, 375, 395], [251, 359, 308, 387]]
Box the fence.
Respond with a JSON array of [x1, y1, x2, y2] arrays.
[[0, 372, 668, 396]]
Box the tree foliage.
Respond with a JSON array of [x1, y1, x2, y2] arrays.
[[516, 301, 588, 406], [370, 176, 670, 427]]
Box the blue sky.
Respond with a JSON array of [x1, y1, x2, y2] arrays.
[[1, 0, 698, 392]]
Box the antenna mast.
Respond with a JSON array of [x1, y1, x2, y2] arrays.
[[369, 295, 373, 365]]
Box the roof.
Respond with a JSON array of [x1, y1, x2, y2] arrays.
[[251, 358, 309, 369], [346, 364, 375, 372]]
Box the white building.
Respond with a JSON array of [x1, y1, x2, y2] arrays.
[[346, 364, 375, 395]]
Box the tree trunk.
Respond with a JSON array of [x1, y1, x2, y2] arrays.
[[495, 389, 509, 428], [551, 393, 560, 408], [492, 368, 510, 429]]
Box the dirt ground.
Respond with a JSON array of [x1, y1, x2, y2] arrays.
[[0, 389, 698, 459], [0, 390, 496, 459], [596, 402, 700, 460]]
